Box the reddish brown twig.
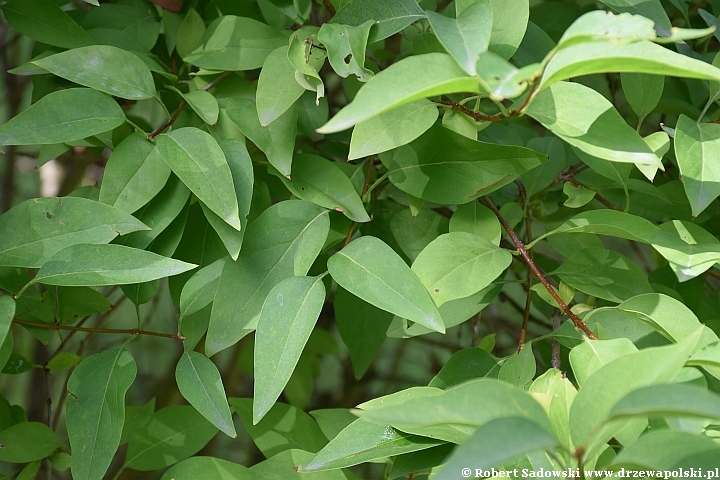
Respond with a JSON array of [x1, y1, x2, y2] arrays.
[[482, 197, 598, 340], [13, 319, 184, 341]]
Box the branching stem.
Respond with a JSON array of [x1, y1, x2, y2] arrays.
[[13, 319, 184, 341]]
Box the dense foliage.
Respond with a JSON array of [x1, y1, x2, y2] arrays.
[[3, 0, 720, 478]]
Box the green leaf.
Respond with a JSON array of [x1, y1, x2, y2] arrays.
[[0, 88, 126, 146], [331, 0, 424, 43], [124, 405, 218, 471], [0, 197, 147, 268], [254, 449, 349, 479], [598, 0, 671, 29], [0, 422, 61, 463], [542, 41, 720, 89], [180, 90, 220, 126], [334, 287, 393, 379], [278, 154, 370, 222], [569, 338, 638, 386], [328, 236, 444, 333], [318, 53, 479, 133], [161, 457, 252, 480], [28, 244, 196, 289], [568, 329, 702, 452], [611, 430, 720, 470], [498, 345, 536, 387], [180, 258, 226, 319], [297, 418, 443, 472], [526, 82, 661, 166], [257, 46, 305, 126], [155, 127, 241, 230], [0, 297, 14, 359], [67, 348, 137, 480], [475, 52, 540, 101], [176, 350, 236, 437], [200, 140, 254, 260], [485, 0, 529, 59], [621, 73, 663, 124], [434, 418, 557, 480], [428, 348, 501, 389], [608, 383, 720, 422], [556, 10, 656, 49], [356, 378, 551, 443], [226, 97, 297, 178], [411, 232, 511, 306], [175, 8, 205, 60], [254, 276, 326, 423], [348, 99, 438, 160], [231, 398, 328, 457], [563, 182, 596, 208], [183, 15, 289, 70], [1, 0, 93, 49], [553, 247, 653, 303], [47, 352, 81, 371], [449, 202, 501, 245], [207, 201, 329, 356], [318, 21, 374, 81], [378, 124, 546, 204], [674, 115, 720, 217], [33, 45, 156, 100], [426, 1, 492, 75], [99, 133, 171, 214]]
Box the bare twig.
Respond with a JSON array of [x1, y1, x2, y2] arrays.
[[482, 197, 598, 340], [13, 319, 184, 341]]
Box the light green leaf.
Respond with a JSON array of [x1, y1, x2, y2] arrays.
[[297, 418, 443, 472], [0, 88, 126, 146], [28, 244, 196, 288], [611, 430, 720, 470], [254, 449, 349, 479], [553, 247, 653, 303], [180, 258, 226, 319], [621, 73, 663, 124], [608, 383, 720, 422], [278, 154, 369, 222], [318, 53, 479, 133], [526, 82, 661, 166], [542, 41, 720, 88], [637, 131, 669, 182], [674, 115, 720, 217], [47, 352, 81, 371], [175, 8, 205, 60], [356, 378, 551, 443], [569, 338, 638, 386], [257, 46, 305, 126], [598, 0, 671, 29], [232, 398, 328, 457], [254, 276, 326, 423], [200, 140, 254, 260], [349, 99, 438, 160], [463, 0, 528, 60], [288, 34, 326, 104], [411, 232, 511, 306], [226, 97, 297, 178], [331, 0, 424, 43], [67, 348, 137, 480], [124, 405, 218, 471], [183, 15, 289, 70], [0, 197, 147, 268], [426, 1, 492, 75], [449, 202, 501, 245], [318, 21, 374, 81], [181, 90, 220, 126], [556, 10, 655, 49], [563, 182, 596, 208], [498, 345, 536, 387], [441, 109, 477, 139], [379, 124, 546, 204], [33, 45, 156, 100], [207, 201, 329, 356], [176, 350, 236, 438], [1, 0, 93, 49], [476, 52, 540, 101], [161, 457, 252, 480], [0, 422, 61, 463], [434, 418, 556, 480], [155, 127, 241, 231], [334, 287, 393, 379], [99, 133, 171, 214], [328, 236, 444, 333]]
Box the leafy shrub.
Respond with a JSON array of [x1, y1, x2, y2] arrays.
[[1, 0, 720, 479]]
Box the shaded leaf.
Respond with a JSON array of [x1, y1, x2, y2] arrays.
[[2, 0, 93, 49], [331, 0, 424, 43], [161, 457, 252, 480], [257, 46, 305, 126], [0, 422, 61, 463]]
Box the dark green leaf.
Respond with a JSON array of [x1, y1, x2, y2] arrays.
[[2, 0, 93, 49], [428, 348, 501, 389], [161, 457, 253, 480], [331, 0, 424, 43], [0, 422, 61, 463]]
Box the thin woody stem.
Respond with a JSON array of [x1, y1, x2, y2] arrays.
[[482, 197, 598, 340], [516, 180, 534, 352], [147, 71, 232, 140], [343, 157, 375, 247], [440, 76, 540, 122], [13, 319, 184, 341]]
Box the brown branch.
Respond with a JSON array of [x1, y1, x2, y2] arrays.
[[551, 310, 562, 370], [440, 76, 540, 123], [13, 319, 184, 340], [322, 0, 336, 16], [147, 71, 232, 140], [708, 269, 720, 281], [516, 180, 534, 352], [343, 157, 375, 247], [482, 197, 598, 340]]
